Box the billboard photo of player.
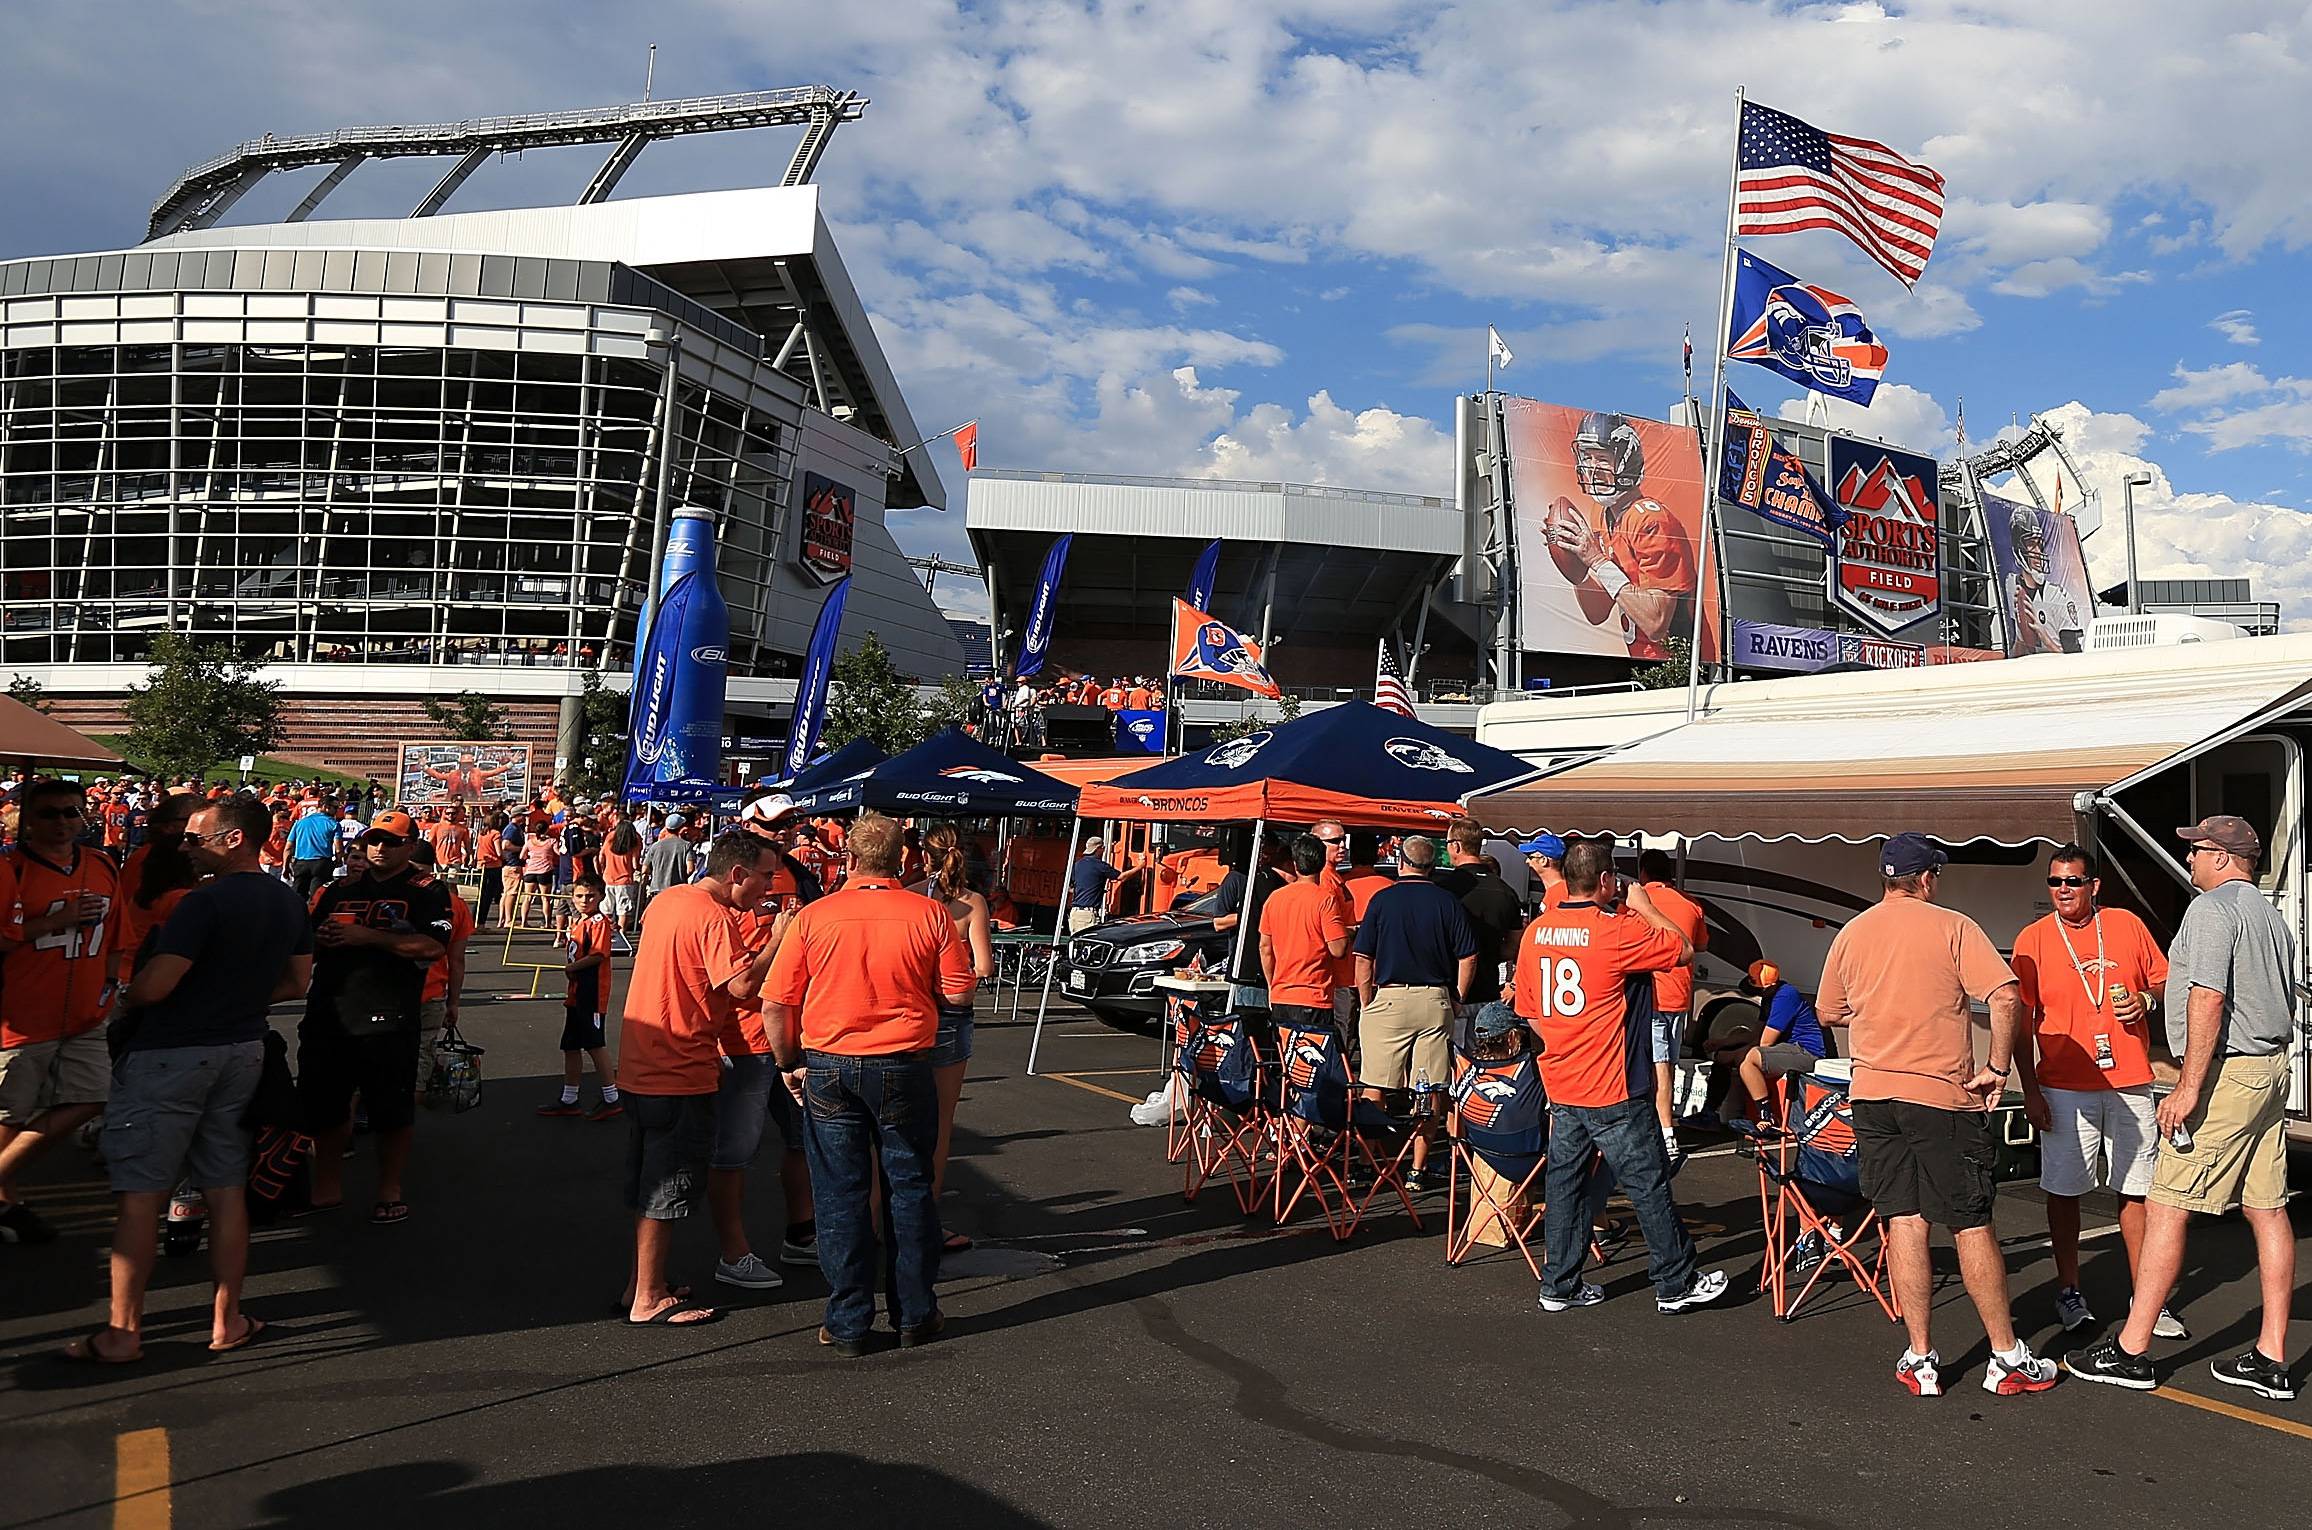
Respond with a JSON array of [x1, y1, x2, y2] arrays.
[[398, 742, 531, 809], [1983, 492, 2091, 657], [1504, 399, 1718, 664]]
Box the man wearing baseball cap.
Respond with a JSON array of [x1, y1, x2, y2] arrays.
[[1516, 834, 1568, 914], [1817, 830, 2058, 1398], [2070, 814, 2298, 1401], [300, 809, 455, 1225]]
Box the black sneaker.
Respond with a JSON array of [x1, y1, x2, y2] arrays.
[[2064, 1336, 2157, 1391], [0, 1201, 57, 1245], [816, 1325, 869, 1359], [2211, 1349, 2295, 1401]]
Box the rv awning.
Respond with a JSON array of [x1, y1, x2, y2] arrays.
[[1463, 673, 2312, 847]]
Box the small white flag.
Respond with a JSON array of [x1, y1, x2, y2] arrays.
[[1488, 325, 1514, 369]]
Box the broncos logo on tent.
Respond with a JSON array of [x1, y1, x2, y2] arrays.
[[1383, 737, 1475, 773], [937, 765, 1022, 784], [1205, 731, 1273, 770]]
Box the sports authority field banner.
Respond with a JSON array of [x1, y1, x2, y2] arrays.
[[1982, 491, 2091, 657], [1503, 398, 1719, 664], [797, 471, 856, 585], [397, 742, 530, 808], [1826, 435, 1940, 637]]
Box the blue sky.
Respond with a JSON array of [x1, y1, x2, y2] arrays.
[[8, 1, 2312, 618]]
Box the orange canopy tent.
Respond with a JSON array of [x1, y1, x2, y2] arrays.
[[0, 695, 125, 771]]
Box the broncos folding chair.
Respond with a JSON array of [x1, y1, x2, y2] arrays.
[[1271, 1022, 1423, 1240], [1736, 1064, 1900, 1324], [1177, 1015, 1272, 1214], [1444, 1051, 1549, 1276]]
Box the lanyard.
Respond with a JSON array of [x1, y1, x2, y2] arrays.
[[2053, 911, 2107, 1014]]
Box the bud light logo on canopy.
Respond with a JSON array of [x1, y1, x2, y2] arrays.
[[1827, 436, 1940, 637]]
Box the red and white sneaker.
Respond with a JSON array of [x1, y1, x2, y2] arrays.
[[1984, 1343, 2062, 1395], [1896, 1349, 1942, 1396]]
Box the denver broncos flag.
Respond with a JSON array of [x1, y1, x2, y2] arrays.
[[1169, 598, 1280, 699], [1726, 248, 1887, 407]]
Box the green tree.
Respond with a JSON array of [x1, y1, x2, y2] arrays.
[[1207, 690, 1301, 744], [823, 632, 925, 756], [6, 674, 48, 714], [919, 673, 982, 739], [420, 689, 512, 739], [1629, 635, 1695, 690], [569, 669, 628, 798], [122, 632, 284, 780]]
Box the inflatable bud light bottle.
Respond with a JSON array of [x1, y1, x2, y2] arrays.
[[658, 507, 730, 788]]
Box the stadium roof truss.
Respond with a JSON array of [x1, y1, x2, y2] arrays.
[[147, 87, 868, 239]]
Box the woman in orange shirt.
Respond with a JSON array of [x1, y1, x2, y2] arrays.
[[474, 812, 508, 929], [599, 816, 642, 935], [116, 793, 201, 983]]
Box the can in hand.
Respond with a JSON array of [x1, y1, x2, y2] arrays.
[[2170, 1122, 2194, 1151], [2108, 983, 2130, 1009]]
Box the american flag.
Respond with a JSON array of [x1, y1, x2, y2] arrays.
[[1373, 639, 1415, 716], [1734, 100, 1945, 288]]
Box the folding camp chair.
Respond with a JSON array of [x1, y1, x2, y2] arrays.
[[1444, 1051, 1549, 1276], [1272, 1022, 1423, 1240], [1177, 1015, 1273, 1214], [1736, 1065, 1900, 1324]]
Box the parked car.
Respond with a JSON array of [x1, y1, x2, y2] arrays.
[[1056, 884, 1238, 1030]]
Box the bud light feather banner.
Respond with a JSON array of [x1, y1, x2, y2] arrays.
[[785, 575, 851, 778], [623, 571, 697, 802], [1184, 537, 1222, 614], [1017, 533, 1071, 679]]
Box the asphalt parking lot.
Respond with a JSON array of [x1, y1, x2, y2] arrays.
[[5, 931, 2310, 1529]]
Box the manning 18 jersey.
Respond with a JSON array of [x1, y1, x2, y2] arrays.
[[1511, 897, 1685, 1109]]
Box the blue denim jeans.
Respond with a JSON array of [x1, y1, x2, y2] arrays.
[[800, 1050, 941, 1341], [1542, 1095, 1699, 1302]]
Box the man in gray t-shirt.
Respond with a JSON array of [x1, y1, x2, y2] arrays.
[[2068, 814, 2298, 1402]]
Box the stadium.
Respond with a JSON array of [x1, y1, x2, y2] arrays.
[[0, 89, 961, 781]]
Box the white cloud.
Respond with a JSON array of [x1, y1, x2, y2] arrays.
[[1776, 382, 1954, 457], [2210, 308, 2261, 346], [2033, 401, 2312, 628], [1166, 285, 1218, 309], [2149, 361, 2274, 413]]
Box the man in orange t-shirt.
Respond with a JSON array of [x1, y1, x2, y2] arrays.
[[1635, 849, 1709, 1158], [615, 831, 788, 1328], [763, 812, 974, 1353], [1818, 831, 2055, 1399], [0, 779, 124, 1240], [1259, 836, 1351, 1033], [1512, 838, 1724, 1316], [2012, 842, 2174, 1339]]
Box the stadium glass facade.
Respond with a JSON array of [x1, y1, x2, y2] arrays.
[[0, 250, 794, 672]]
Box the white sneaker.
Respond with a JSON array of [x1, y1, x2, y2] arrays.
[[2054, 1285, 2094, 1331], [1984, 1343, 2061, 1395], [714, 1253, 785, 1290], [1538, 1283, 1604, 1312], [1896, 1349, 1942, 1397], [2153, 1307, 2190, 1341], [1657, 1268, 1729, 1313]]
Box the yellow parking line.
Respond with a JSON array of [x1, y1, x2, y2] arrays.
[[114, 1427, 170, 1529], [1040, 1072, 1144, 1105], [2148, 1385, 2312, 1442]]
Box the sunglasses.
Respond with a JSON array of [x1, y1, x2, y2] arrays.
[[1314, 836, 1346, 846], [2046, 875, 2092, 888], [2187, 843, 2225, 857]]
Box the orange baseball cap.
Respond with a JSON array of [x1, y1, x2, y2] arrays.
[[358, 809, 418, 843]]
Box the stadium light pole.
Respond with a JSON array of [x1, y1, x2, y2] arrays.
[[2122, 471, 2152, 615]]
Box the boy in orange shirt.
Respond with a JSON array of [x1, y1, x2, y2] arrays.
[[541, 877, 621, 1121]]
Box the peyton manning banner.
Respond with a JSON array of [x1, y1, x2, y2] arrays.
[[1169, 599, 1280, 698]]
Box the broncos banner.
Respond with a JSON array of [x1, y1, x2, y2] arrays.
[[1169, 598, 1280, 699], [1726, 247, 1887, 407], [1720, 388, 1843, 549], [622, 571, 697, 803]]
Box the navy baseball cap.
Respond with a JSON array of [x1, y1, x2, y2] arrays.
[[1471, 1000, 1524, 1041], [1517, 833, 1567, 859], [1881, 831, 1947, 877]]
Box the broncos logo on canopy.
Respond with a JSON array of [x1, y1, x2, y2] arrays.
[[1205, 731, 1273, 770], [1383, 737, 1475, 774], [938, 765, 1022, 784]]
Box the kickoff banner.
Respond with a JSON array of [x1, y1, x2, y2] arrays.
[[1169, 599, 1280, 698], [1017, 533, 1072, 679]]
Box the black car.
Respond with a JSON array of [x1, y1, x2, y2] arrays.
[[1056, 885, 1237, 1030]]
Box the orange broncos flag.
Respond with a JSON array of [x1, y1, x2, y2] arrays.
[[953, 420, 979, 473], [1169, 598, 1280, 699]]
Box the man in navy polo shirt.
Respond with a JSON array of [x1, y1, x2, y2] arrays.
[[1067, 838, 1119, 935], [1353, 836, 1477, 1191]]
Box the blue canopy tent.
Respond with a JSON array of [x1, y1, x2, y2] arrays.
[[785, 727, 1079, 818], [1031, 703, 1540, 1072], [771, 737, 887, 795]]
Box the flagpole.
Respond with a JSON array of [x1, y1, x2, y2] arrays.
[[1686, 86, 1745, 724]]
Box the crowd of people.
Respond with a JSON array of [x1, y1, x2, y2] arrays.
[[1118, 810, 2297, 1402], [1, 764, 1008, 1361]]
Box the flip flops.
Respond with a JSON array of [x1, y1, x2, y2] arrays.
[[626, 1301, 720, 1327], [608, 1284, 693, 1316], [369, 1201, 410, 1225], [62, 1326, 142, 1365], [208, 1315, 268, 1353]]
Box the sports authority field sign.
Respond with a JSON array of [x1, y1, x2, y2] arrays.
[[796, 471, 856, 586], [1827, 436, 1941, 636]]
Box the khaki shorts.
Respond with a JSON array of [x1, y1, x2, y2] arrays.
[[1358, 985, 1454, 1092], [0, 1031, 111, 1124], [2149, 1052, 2291, 1214]]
